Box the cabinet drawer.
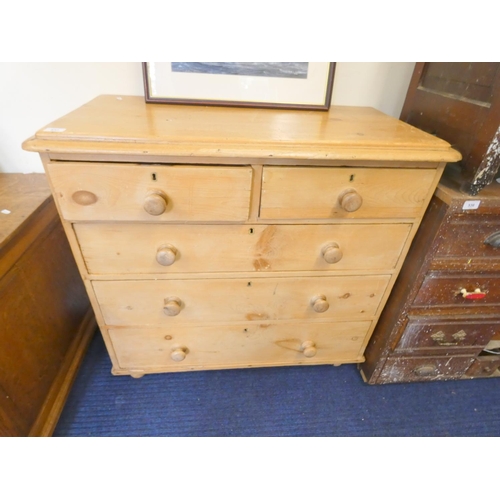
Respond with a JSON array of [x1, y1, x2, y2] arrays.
[[465, 355, 500, 377], [394, 318, 498, 353], [377, 356, 475, 383], [93, 276, 390, 326], [433, 215, 500, 267], [47, 162, 252, 222], [412, 273, 500, 310], [109, 321, 371, 371], [75, 222, 411, 275], [260, 167, 436, 220]]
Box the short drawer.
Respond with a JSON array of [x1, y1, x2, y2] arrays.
[[109, 321, 372, 371], [260, 167, 436, 220], [75, 222, 411, 274], [465, 355, 500, 378], [46, 162, 252, 222], [93, 275, 390, 326], [377, 356, 475, 383], [412, 272, 500, 310], [434, 215, 500, 261], [394, 318, 498, 354]]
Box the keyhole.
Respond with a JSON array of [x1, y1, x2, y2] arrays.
[[349, 174, 355, 182], [249, 228, 254, 234], [152, 173, 157, 181]]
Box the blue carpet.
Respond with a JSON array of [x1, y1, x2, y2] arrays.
[[54, 331, 500, 436]]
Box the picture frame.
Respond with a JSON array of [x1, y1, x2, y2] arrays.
[[142, 62, 336, 111]]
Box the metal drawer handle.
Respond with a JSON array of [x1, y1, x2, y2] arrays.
[[485, 231, 500, 248], [414, 364, 437, 376], [431, 330, 467, 346]]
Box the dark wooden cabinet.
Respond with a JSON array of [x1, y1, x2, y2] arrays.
[[0, 174, 96, 436], [361, 63, 500, 383], [361, 167, 500, 383], [401, 62, 500, 194]]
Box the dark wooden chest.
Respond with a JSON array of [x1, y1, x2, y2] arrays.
[[361, 169, 500, 383]]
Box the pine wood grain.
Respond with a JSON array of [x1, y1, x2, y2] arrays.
[[22, 95, 461, 163]]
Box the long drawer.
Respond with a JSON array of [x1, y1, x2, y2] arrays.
[[109, 321, 372, 371], [412, 272, 500, 311], [75, 222, 411, 274], [394, 318, 499, 354], [46, 162, 253, 222], [377, 356, 475, 383], [260, 167, 436, 219], [93, 276, 390, 326]]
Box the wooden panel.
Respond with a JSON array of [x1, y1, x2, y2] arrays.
[[0, 215, 91, 436], [0, 174, 51, 248], [93, 275, 390, 326], [420, 62, 498, 105], [400, 62, 500, 194], [109, 321, 372, 371], [46, 162, 253, 222], [260, 167, 437, 219], [75, 222, 412, 275]]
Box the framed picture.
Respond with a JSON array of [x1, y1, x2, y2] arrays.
[[142, 62, 335, 111]]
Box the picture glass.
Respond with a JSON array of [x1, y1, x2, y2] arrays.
[[144, 62, 334, 110]]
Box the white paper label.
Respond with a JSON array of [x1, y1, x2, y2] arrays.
[[462, 200, 481, 210], [1, 209, 11, 214], [43, 127, 66, 132]]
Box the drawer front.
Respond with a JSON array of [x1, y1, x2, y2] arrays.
[[394, 319, 498, 353], [465, 356, 500, 377], [47, 162, 253, 222], [75, 222, 411, 275], [377, 356, 475, 383], [260, 167, 436, 220], [93, 276, 390, 326], [412, 273, 500, 310], [434, 215, 500, 262], [109, 321, 372, 370]]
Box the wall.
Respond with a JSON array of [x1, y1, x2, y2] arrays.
[[0, 62, 415, 173]]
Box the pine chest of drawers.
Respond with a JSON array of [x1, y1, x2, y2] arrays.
[[23, 95, 460, 378]]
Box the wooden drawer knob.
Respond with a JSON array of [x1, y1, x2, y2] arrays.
[[338, 188, 363, 212], [301, 341, 317, 358], [171, 346, 188, 362], [163, 297, 182, 316], [311, 295, 329, 313], [72, 190, 98, 206], [322, 242, 343, 264], [156, 244, 178, 266], [144, 191, 168, 216]]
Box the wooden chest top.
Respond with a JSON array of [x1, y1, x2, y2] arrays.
[[22, 95, 461, 163], [0, 174, 51, 252]]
